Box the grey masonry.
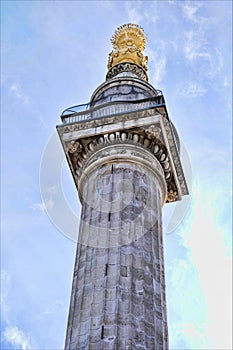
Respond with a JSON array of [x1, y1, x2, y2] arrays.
[[57, 24, 188, 350]]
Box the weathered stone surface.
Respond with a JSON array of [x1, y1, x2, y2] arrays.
[[57, 64, 187, 349], [64, 157, 169, 349]]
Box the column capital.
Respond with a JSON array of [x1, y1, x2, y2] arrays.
[[78, 143, 167, 207]]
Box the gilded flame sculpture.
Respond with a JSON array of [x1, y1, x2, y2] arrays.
[[107, 23, 148, 76]]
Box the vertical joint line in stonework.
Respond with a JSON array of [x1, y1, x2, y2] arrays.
[[108, 212, 111, 221], [111, 164, 114, 173], [105, 264, 108, 276], [101, 325, 104, 339]]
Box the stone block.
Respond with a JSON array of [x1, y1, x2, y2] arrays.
[[107, 263, 119, 276], [89, 327, 102, 343], [119, 275, 131, 289], [118, 300, 130, 314], [93, 278, 105, 288], [105, 287, 117, 301], [132, 267, 144, 280], [144, 321, 154, 337], [102, 338, 116, 350], [92, 290, 104, 304], [103, 325, 116, 338], [120, 265, 127, 277], [144, 335, 155, 349], [91, 302, 104, 316], [80, 307, 90, 322], [132, 303, 143, 317], [90, 316, 103, 330], [96, 248, 108, 257], [89, 342, 101, 350], [106, 276, 117, 288], [76, 333, 88, 347], [104, 300, 116, 313], [94, 264, 105, 279], [108, 248, 119, 264], [82, 295, 93, 308], [78, 320, 90, 335], [104, 312, 116, 325]]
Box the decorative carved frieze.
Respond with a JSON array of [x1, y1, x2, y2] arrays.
[[57, 106, 188, 203], [63, 128, 180, 203], [106, 62, 148, 81]]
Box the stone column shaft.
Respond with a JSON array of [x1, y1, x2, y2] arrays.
[[65, 145, 168, 350]]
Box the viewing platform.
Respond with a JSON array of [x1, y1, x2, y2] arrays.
[[60, 92, 165, 124]]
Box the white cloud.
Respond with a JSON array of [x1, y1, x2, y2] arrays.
[[178, 81, 207, 97], [124, 1, 160, 25], [32, 186, 57, 212], [1, 270, 11, 325], [179, 3, 224, 84], [170, 322, 209, 349], [146, 46, 167, 87], [183, 29, 210, 62], [184, 30, 224, 79], [181, 1, 202, 22], [44, 300, 64, 315], [32, 198, 54, 212], [175, 185, 232, 349], [152, 55, 167, 87], [10, 83, 28, 104], [3, 326, 35, 350], [1, 271, 37, 350], [124, 1, 144, 24], [123, 1, 165, 86], [222, 76, 230, 87], [167, 254, 209, 349]]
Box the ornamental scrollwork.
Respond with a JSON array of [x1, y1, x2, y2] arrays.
[[65, 129, 178, 202]]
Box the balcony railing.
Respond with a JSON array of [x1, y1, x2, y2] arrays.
[[60, 92, 166, 124]]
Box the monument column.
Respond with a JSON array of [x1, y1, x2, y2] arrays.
[[65, 144, 168, 349], [57, 24, 188, 350]]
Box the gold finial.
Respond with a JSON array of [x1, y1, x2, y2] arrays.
[[107, 24, 148, 78]]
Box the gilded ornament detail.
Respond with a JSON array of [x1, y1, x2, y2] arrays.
[[107, 23, 148, 80]]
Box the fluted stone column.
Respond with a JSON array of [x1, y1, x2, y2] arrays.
[[65, 145, 168, 350]]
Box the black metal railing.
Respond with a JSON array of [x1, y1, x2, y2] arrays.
[[60, 91, 165, 124]]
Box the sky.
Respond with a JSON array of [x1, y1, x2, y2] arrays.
[[1, 1, 232, 349]]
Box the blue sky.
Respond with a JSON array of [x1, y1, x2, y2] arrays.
[[1, 1, 232, 349]]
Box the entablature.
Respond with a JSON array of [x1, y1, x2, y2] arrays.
[[57, 107, 188, 204]]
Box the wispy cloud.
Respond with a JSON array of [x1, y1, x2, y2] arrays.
[[3, 326, 35, 350], [1, 270, 11, 325], [1, 270, 37, 350], [178, 1, 224, 88], [183, 30, 224, 78], [146, 45, 167, 87], [124, 1, 144, 24], [44, 300, 64, 315], [178, 81, 207, 97], [151, 55, 167, 87], [222, 76, 230, 87], [32, 187, 57, 212], [10, 83, 28, 104], [183, 29, 209, 62], [32, 198, 54, 212], [181, 1, 203, 22], [124, 1, 160, 25]]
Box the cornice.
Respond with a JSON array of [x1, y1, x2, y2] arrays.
[[57, 107, 188, 203]]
